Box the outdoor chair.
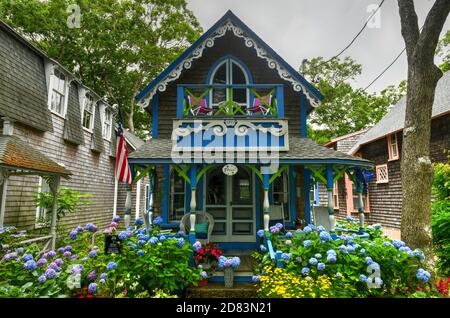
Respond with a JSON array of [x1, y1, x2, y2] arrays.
[[247, 95, 272, 116], [269, 204, 285, 229], [188, 95, 213, 116], [312, 206, 332, 232], [179, 211, 214, 244]]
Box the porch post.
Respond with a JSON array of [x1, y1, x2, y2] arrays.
[[304, 168, 311, 225], [356, 170, 365, 228], [189, 166, 197, 241], [263, 172, 270, 231], [124, 184, 132, 228], [49, 175, 61, 250], [0, 169, 10, 227], [326, 165, 335, 231], [143, 168, 155, 230]]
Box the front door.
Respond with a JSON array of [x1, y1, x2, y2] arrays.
[[204, 166, 255, 243]]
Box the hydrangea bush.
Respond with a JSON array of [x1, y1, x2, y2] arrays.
[[253, 222, 436, 298], [0, 217, 201, 298]]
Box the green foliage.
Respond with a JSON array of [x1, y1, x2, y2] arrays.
[[0, 0, 202, 135], [432, 160, 450, 276], [302, 56, 406, 143], [34, 187, 92, 224], [437, 30, 450, 73]]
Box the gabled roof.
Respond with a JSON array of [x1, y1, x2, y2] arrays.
[[135, 10, 323, 109], [350, 71, 450, 154], [0, 135, 71, 176]]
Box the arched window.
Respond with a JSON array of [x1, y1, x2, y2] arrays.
[[169, 170, 185, 222], [209, 57, 251, 107]]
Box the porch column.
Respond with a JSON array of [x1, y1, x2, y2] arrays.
[[326, 165, 336, 231], [356, 170, 365, 228], [263, 172, 270, 231], [143, 168, 155, 230], [0, 169, 10, 227], [189, 166, 197, 242], [124, 184, 132, 228], [49, 175, 61, 250]]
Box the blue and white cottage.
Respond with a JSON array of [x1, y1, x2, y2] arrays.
[[127, 11, 373, 253]]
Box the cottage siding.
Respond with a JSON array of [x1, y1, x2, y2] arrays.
[[0, 27, 53, 132], [155, 33, 302, 138]]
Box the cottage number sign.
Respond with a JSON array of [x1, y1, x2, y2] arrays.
[[222, 164, 238, 176]]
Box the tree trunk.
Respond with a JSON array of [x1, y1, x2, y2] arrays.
[[127, 99, 135, 133], [397, 0, 450, 260]]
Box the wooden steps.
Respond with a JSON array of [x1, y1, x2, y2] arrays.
[[187, 282, 258, 298]]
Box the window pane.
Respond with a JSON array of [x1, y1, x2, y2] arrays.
[[206, 169, 226, 205], [232, 62, 246, 84], [232, 222, 252, 235], [232, 170, 252, 205], [83, 112, 91, 128], [232, 208, 252, 220], [232, 88, 246, 104], [212, 222, 226, 235], [213, 63, 226, 84], [212, 88, 226, 104], [206, 207, 226, 220]]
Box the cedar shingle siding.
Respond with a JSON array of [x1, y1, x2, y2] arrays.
[[63, 82, 84, 145], [0, 27, 53, 132]]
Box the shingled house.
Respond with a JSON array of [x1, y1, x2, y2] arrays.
[[320, 71, 450, 239], [0, 20, 147, 231]]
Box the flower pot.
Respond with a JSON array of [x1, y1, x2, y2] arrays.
[[224, 267, 234, 288], [198, 278, 208, 287]]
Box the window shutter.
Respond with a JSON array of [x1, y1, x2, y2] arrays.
[[91, 104, 104, 153], [63, 82, 84, 145]]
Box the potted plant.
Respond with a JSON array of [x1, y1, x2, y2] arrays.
[[218, 256, 240, 288], [194, 243, 223, 278]]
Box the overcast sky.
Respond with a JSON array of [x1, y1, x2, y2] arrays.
[[187, 0, 450, 94]]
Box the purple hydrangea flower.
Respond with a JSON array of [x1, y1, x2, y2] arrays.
[[1, 252, 17, 262], [269, 226, 280, 234], [88, 250, 98, 258], [57, 247, 65, 254], [85, 223, 97, 232], [23, 260, 37, 271], [64, 245, 72, 252], [36, 258, 47, 267], [16, 247, 24, 255], [87, 271, 97, 281], [54, 258, 64, 266], [72, 264, 83, 274], [112, 216, 121, 223], [45, 268, 57, 279], [63, 251, 71, 258], [47, 251, 56, 258], [70, 231, 78, 240], [109, 222, 118, 229], [88, 282, 98, 293], [38, 275, 46, 283]]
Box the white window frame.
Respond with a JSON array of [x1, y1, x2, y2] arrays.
[[388, 133, 399, 161], [82, 93, 96, 131], [48, 68, 68, 118], [35, 177, 50, 229], [102, 106, 113, 141], [376, 164, 389, 184]]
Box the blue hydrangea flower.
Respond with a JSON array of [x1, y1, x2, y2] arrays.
[[368, 262, 380, 271], [315, 253, 322, 259], [359, 274, 367, 283], [399, 246, 411, 252], [23, 260, 37, 271], [70, 231, 78, 240], [137, 240, 146, 245], [57, 247, 65, 254], [346, 216, 354, 222], [301, 267, 310, 275], [392, 240, 406, 249], [137, 250, 145, 256], [85, 223, 97, 232], [316, 225, 325, 232], [193, 241, 201, 251], [295, 229, 303, 234], [317, 262, 325, 271], [75, 226, 84, 233], [177, 238, 185, 247], [326, 249, 337, 256], [201, 271, 208, 279], [303, 240, 312, 248], [252, 275, 260, 283], [274, 223, 283, 230], [22, 254, 33, 262], [100, 273, 107, 280], [346, 245, 355, 253], [197, 264, 203, 269], [38, 275, 46, 284], [309, 257, 318, 265], [319, 231, 332, 242], [327, 254, 337, 263], [81, 257, 88, 263], [88, 283, 98, 293], [99, 279, 106, 284], [153, 216, 163, 225], [118, 231, 129, 241], [285, 231, 293, 238], [149, 237, 159, 245], [88, 250, 98, 258], [177, 230, 185, 237], [45, 268, 57, 279], [260, 244, 267, 252], [365, 257, 373, 265], [106, 262, 117, 271], [339, 245, 347, 253], [412, 249, 425, 260], [134, 218, 143, 226], [336, 272, 342, 279], [257, 229, 265, 238], [303, 226, 312, 234], [269, 226, 280, 234], [416, 268, 431, 282], [383, 241, 393, 247], [281, 253, 291, 261], [360, 249, 366, 255], [112, 216, 121, 223]]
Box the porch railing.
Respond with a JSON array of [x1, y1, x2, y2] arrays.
[[176, 84, 284, 118]]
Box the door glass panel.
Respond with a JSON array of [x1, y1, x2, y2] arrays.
[[232, 169, 252, 205], [206, 207, 226, 221], [213, 222, 226, 235], [212, 63, 227, 105], [206, 168, 226, 205], [232, 208, 253, 220], [232, 223, 253, 235]]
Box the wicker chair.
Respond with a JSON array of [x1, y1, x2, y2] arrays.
[[179, 212, 215, 244]]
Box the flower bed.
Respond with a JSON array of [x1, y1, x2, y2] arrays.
[[252, 222, 444, 298], [0, 217, 201, 298]]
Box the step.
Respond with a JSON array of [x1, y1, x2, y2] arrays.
[[187, 282, 258, 298]]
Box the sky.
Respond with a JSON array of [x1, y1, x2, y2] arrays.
[[186, 0, 450, 94]]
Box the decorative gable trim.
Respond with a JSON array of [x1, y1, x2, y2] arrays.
[[136, 12, 323, 110]]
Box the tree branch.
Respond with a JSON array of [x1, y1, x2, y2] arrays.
[[417, 0, 450, 63], [398, 0, 420, 63]]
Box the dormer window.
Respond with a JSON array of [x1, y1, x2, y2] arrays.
[[82, 93, 95, 130], [387, 133, 399, 161], [102, 107, 112, 140], [49, 69, 66, 116]]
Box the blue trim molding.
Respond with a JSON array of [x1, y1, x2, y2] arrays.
[[304, 168, 311, 224], [151, 93, 159, 138], [300, 92, 307, 137], [162, 165, 169, 222]]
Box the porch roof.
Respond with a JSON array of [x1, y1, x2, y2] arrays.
[[0, 135, 72, 176], [128, 136, 373, 168]]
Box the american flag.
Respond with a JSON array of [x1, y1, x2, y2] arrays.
[[115, 110, 132, 186]]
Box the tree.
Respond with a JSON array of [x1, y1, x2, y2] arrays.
[[437, 29, 450, 72], [397, 0, 450, 258], [302, 57, 405, 143], [0, 0, 202, 137]]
